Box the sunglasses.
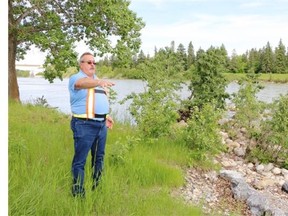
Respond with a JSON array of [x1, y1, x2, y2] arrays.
[[81, 61, 96, 65]]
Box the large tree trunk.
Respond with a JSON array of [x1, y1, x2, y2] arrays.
[[8, 5, 20, 102]]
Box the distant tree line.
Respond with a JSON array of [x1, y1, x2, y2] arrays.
[[97, 39, 288, 79]]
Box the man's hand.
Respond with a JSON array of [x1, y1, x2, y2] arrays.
[[98, 79, 115, 88], [106, 115, 114, 129]]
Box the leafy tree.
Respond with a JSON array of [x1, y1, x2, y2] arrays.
[[170, 41, 175, 53], [187, 41, 195, 69], [260, 42, 275, 74], [8, 0, 145, 101], [101, 55, 111, 67], [176, 43, 187, 70], [195, 47, 205, 63], [180, 47, 229, 120], [219, 43, 229, 70], [228, 50, 247, 73], [249, 94, 288, 168], [131, 53, 138, 67], [274, 39, 287, 74], [137, 50, 147, 64], [121, 48, 185, 138], [247, 48, 261, 73], [231, 74, 265, 137], [228, 50, 240, 73], [184, 103, 224, 161]]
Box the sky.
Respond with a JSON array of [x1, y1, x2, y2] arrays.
[[128, 0, 288, 56], [15, 0, 288, 64]]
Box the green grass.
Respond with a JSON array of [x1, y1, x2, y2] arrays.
[[223, 73, 288, 83], [257, 73, 288, 83], [8, 101, 201, 216]]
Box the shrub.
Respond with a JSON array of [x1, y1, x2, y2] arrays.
[[230, 74, 266, 138], [180, 47, 229, 121], [184, 103, 225, 161], [248, 94, 288, 168], [121, 48, 184, 138]]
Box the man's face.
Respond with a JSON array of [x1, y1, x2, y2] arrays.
[[80, 54, 96, 76]]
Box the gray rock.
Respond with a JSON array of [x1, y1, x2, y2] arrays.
[[282, 181, 288, 193], [234, 147, 246, 157], [220, 170, 256, 200], [220, 170, 288, 216]]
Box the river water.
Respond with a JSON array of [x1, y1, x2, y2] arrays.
[[18, 77, 288, 122]]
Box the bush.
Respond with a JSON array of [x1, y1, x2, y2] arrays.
[[184, 103, 225, 161], [248, 93, 288, 168], [180, 47, 229, 120], [122, 49, 184, 138], [230, 74, 266, 138]]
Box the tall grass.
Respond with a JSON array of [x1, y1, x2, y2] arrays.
[[9, 101, 201, 215]]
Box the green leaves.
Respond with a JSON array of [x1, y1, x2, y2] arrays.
[[230, 74, 288, 168], [256, 94, 288, 168], [122, 49, 184, 138], [182, 46, 230, 118], [10, 0, 145, 85], [184, 103, 224, 161], [231, 74, 265, 136]]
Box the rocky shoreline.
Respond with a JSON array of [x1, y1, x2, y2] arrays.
[[176, 128, 288, 216]]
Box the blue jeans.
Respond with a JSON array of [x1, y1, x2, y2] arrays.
[[70, 117, 107, 190]]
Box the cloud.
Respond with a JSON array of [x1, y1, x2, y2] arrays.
[[240, 2, 267, 8], [139, 13, 288, 55], [18, 0, 288, 63], [129, 0, 288, 55]]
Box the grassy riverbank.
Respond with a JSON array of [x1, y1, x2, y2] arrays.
[[9, 101, 202, 215], [223, 73, 288, 83]]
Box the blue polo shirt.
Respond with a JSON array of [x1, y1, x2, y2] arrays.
[[68, 71, 109, 115]]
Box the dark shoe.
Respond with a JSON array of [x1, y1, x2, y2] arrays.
[[72, 184, 85, 198]]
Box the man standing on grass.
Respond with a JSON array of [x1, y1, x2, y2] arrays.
[[68, 52, 115, 197]]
